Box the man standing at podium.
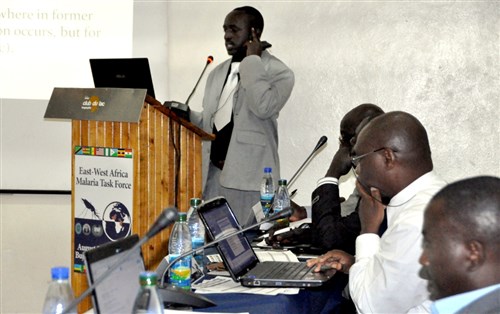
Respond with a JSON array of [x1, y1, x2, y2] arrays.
[[190, 6, 295, 227]]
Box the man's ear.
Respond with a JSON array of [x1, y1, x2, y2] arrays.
[[254, 27, 262, 39], [383, 147, 397, 169], [466, 240, 484, 271]]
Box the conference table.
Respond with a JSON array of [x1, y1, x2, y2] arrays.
[[193, 272, 350, 314], [182, 227, 352, 314]]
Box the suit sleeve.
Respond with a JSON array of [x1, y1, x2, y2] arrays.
[[311, 184, 361, 254], [239, 54, 294, 119]]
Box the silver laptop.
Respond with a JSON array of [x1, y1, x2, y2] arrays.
[[84, 234, 145, 314], [84, 234, 216, 312], [198, 197, 334, 288]]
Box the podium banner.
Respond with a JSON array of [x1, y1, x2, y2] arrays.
[[73, 145, 134, 272]]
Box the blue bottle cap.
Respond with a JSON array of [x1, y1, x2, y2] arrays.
[[264, 167, 272, 173], [51, 266, 69, 280]]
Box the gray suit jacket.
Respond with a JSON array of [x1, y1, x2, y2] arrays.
[[456, 287, 500, 314], [191, 51, 294, 191]]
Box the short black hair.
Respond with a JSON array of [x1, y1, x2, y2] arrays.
[[234, 6, 264, 33], [433, 176, 500, 241]]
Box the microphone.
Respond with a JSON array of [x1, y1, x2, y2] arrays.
[[314, 135, 328, 152], [164, 55, 214, 121], [157, 206, 294, 286], [145, 207, 179, 239], [287, 135, 328, 187], [185, 55, 214, 106], [63, 207, 179, 314]]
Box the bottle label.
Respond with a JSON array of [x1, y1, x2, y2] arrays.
[[169, 254, 191, 290], [191, 237, 204, 266], [260, 194, 274, 217]]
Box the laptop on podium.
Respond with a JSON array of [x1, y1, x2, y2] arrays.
[[198, 197, 334, 288], [89, 58, 156, 98]]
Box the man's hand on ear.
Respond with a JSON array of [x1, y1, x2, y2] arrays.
[[246, 28, 263, 56]]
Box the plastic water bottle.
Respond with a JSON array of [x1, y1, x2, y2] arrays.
[[187, 198, 205, 270], [273, 179, 290, 228], [260, 167, 275, 217], [132, 271, 164, 314], [168, 212, 192, 290], [42, 267, 76, 314]]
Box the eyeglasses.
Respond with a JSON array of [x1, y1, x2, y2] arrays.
[[350, 147, 386, 168]]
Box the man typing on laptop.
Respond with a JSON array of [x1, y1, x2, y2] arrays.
[[198, 196, 333, 288]]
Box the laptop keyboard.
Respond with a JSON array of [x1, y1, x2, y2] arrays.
[[259, 262, 311, 279]]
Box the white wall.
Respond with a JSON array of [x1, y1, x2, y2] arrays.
[[0, 1, 168, 313], [165, 1, 499, 206], [1, 1, 499, 312], [0, 194, 72, 313]]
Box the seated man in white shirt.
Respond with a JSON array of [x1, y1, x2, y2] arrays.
[[307, 111, 447, 313], [418, 175, 500, 314]]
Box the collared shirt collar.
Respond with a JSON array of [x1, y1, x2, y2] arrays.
[[431, 283, 500, 314]]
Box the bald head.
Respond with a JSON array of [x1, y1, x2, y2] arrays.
[[352, 111, 433, 197], [361, 111, 432, 170]]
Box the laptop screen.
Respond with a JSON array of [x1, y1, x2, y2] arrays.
[[84, 234, 145, 314], [89, 58, 156, 98], [198, 197, 259, 279]]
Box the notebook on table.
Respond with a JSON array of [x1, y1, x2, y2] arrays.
[[89, 58, 156, 98], [197, 197, 334, 288]]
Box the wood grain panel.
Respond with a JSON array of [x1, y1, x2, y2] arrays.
[[71, 99, 211, 313]]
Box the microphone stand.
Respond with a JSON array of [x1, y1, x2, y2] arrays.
[[163, 56, 213, 120], [287, 135, 328, 188], [185, 56, 213, 106], [159, 208, 293, 287]]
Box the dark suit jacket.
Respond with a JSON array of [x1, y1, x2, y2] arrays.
[[311, 183, 361, 255], [456, 287, 500, 314]]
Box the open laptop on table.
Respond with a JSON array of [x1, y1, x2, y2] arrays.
[[198, 197, 335, 288], [89, 58, 156, 98], [84, 234, 145, 313], [84, 234, 214, 313]]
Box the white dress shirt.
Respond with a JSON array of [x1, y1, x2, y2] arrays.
[[349, 171, 446, 313]]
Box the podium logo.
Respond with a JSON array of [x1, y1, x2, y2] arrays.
[[82, 95, 106, 112]]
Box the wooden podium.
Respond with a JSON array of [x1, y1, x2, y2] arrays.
[[47, 90, 213, 312]]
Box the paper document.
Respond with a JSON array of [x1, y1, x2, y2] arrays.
[[192, 276, 299, 295]]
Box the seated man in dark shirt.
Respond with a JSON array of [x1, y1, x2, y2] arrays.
[[268, 104, 384, 254]]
